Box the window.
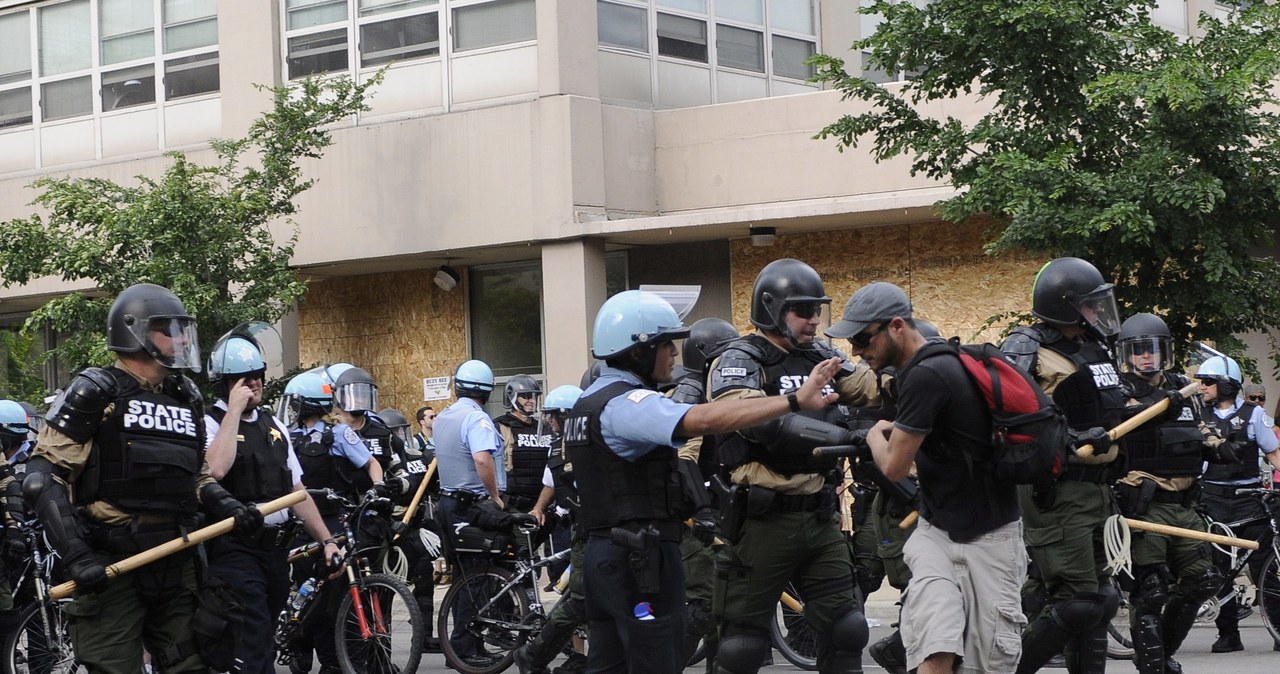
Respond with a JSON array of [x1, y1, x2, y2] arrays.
[[657, 13, 707, 62], [282, 0, 453, 80], [102, 63, 155, 110], [598, 1, 647, 53], [100, 0, 154, 65], [42, 76, 92, 121], [452, 0, 535, 52], [469, 262, 543, 379], [360, 11, 440, 66], [772, 34, 813, 79], [717, 24, 763, 72], [0, 10, 32, 129], [163, 0, 217, 52], [164, 51, 218, 99]]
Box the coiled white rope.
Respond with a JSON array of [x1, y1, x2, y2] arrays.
[[382, 543, 409, 580], [1103, 514, 1133, 578]]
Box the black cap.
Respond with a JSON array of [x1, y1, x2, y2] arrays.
[[826, 282, 913, 339]]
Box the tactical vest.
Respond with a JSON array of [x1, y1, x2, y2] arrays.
[[1119, 374, 1204, 478], [209, 407, 293, 503], [546, 433, 577, 512], [293, 424, 341, 513], [1041, 332, 1127, 431], [668, 372, 720, 480], [716, 334, 848, 476], [495, 413, 550, 499], [358, 418, 395, 474], [564, 381, 685, 532], [1203, 402, 1261, 483], [81, 367, 203, 516]]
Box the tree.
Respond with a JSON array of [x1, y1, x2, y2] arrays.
[[0, 74, 382, 381], [813, 0, 1280, 368]]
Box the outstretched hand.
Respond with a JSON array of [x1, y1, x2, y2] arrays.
[[795, 357, 842, 410]]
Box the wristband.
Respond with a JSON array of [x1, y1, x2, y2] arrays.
[[787, 392, 801, 413], [324, 537, 339, 546]]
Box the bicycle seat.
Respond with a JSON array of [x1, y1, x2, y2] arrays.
[[508, 513, 538, 527]]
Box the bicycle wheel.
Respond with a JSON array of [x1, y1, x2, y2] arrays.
[[2, 600, 80, 674], [1105, 596, 1133, 660], [1259, 552, 1280, 644], [770, 587, 817, 671], [334, 572, 424, 674], [437, 566, 531, 674]]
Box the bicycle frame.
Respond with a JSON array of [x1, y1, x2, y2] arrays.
[[1205, 487, 1280, 585], [458, 524, 571, 635]]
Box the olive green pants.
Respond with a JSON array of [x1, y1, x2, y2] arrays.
[[869, 490, 914, 591], [1129, 501, 1213, 598], [1018, 481, 1114, 614]]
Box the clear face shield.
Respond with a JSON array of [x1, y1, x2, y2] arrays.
[[536, 410, 563, 449], [388, 424, 412, 447], [276, 394, 302, 428], [511, 390, 541, 415], [1071, 286, 1121, 337], [1119, 336, 1172, 374], [139, 317, 202, 371], [335, 382, 378, 413]]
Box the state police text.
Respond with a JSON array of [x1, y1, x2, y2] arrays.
[[123, 400, 198, 437]]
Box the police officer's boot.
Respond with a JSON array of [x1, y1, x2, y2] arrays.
[[1061, 624, 1108, 674], [1211, 596, 1245, 653], [1016, 613, 1073, 674]]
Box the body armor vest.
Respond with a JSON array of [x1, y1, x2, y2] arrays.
[[495, 413, 550, 499], [564, 381, 685, 532], [1120, 373, 1203, 478], [335, 418, 394, 494], [668, 372, 719, 480], [81, 367, 202, 516], [1203, 402, 1261, 483], [718, 335, 847, 476], [209, 407, 293, 503], [293, 424, 341, 513], [1041, 332, 1127, 432]]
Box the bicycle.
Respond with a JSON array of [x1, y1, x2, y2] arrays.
[[436, 512, 570, 674], [276, 488, 425, 674], [1, 519, 77, 674]]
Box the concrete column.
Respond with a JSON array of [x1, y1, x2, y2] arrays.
[[537, 0, 600, 98], [541, 238, 608, 389], [219, 0, 282, 137], [819, 0, 861, 87]]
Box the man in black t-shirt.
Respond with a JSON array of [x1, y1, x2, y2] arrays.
[[832, 282, 1026, 674]]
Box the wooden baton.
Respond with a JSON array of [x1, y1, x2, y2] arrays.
[[1124, 517, 1259, 550], [50, 490, 306, 600], [1075, 381, 1201, 458], [394, 458, 438, 541]]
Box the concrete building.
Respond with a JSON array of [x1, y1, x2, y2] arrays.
[[1, 0, 1271, 413]]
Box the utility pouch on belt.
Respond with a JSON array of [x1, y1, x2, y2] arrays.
[[1117, 478, 1158, 518], [611, 525, 661, 595], [746, 485, 776, 517], [192, 574, 241, 672], [717, 482, 748, 545]]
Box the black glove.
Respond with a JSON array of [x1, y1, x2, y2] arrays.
[[1, 526, 27, 565], [1161, 389, 1186, 422], [63, 546, 108, 595], [1069, 426, 1110, 455], [1204, 439, 1239, 465], [690, 508, 718, 547], [384, 476, 409, 498], [230, 503, 264, 537]]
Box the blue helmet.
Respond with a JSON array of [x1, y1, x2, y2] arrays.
[[1197, 355, 1242, 385], [324, 363, 355, 387], [0, 400, 31, 443], [455, 360, 495, 399], [542, 385, 583, 413], [208, 335, 266, 382], [277, 370, 333, 425], [591, 290, 690, 360]]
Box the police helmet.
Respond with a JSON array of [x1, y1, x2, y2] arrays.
[[542, 385, 583, 414], [1197, 355, 1243, 400], [454, 360, 496, 402], [1117, 313, 1173, 374], [682, 318, 740, 372], [0, 400, 31, 443], [278, 371, 333, 426], [334, 367, 378, 413], [749, 259, 831, 344], [17, 401, 43, 437], [378, 408, 413, 446], [591, 290, 690, 360], [503, 374, 542, 411], [1031, 258, 1121, 336], [207, 336, 267, 382], [107, 283, 202, 371], [579, 360, 605, 389]]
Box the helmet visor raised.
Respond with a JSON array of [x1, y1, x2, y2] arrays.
[[138, 317, 202, 371], [1071, 286, 1120, 337]]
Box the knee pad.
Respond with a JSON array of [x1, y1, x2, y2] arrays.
[[828, 607, 870, 655], [1132, 567, 1169, 615], [1098, 582, 1121, 622], [716, 629, 771, 674], [1050, 592, 1107, 635], [1185, 565, 1223, 603]]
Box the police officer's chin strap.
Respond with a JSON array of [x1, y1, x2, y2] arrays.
[[740, 413, 862, 458], [23, 457, 106, 591]]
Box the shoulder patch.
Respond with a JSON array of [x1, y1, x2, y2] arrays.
[[343, 427, 361, 445], [625, 389, 659, 403], [721, 367, 748, 378]]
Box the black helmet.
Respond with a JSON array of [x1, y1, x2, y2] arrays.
[[1117, 313, 1172, 374], [333, 366, 378, 413], [580, 360, 606, 389], [750, 259, 831, 342], [682, 318, 740, 372], [1031, 257, 1121, 336], [503, 374, 542, 410], [377, 408, 413, 446], [107, 283, 202, 370]]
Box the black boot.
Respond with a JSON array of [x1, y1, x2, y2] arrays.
[[867, 631, 907, 674], [1210, 632, 1243, 653], [1062, 623, 1108, 674], [1016, 613, 1073, 674], [1212, 596, 1244, 653]]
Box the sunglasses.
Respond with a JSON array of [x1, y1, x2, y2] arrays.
[[1197, 378, 1218, 386], [1128, 344, 1160, 356], [516, 393, 537, 400], [1247, 395, 1266, 403], [789, 303, 824, 319], [850, 322, 890, 349]]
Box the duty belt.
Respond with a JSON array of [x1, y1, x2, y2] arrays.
[[505, 493, 536, 512], [1150, 485, 1199, 506], [1061, 464, 1113, 484], [770, 487, 835, 513], [589, 520, 683, 543], [1201, 481, 1260, 498]]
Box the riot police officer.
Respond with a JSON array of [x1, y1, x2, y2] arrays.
[[708, 259, 877, 674], [568, 289, 844, 674], [329, 367, 408, 497], [23, 283, 260, 673], [1114, 313, 1224, 673], [1000, 257, 1125, 674], [1196, 354, 1280, 653], [0, 399, 32, 615], [203, 329, 341, 674], [494, 375, 555, 524]]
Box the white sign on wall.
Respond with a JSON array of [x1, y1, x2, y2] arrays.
[[423, 376, 451, 401]]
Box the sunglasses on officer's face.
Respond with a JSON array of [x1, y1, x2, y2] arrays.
[[1248, 395, 1266, 403], [789, 303, 824, 320], [517, 393, 536, 400]]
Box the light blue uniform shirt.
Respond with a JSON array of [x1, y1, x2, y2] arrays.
[[433, 397, 506, 495], [1206, 399, 1278, 484], [585, 366, 694, 461], [305, 419, 371, 469]]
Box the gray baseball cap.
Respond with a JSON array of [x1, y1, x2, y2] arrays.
[[826, 282, 913, 340]]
